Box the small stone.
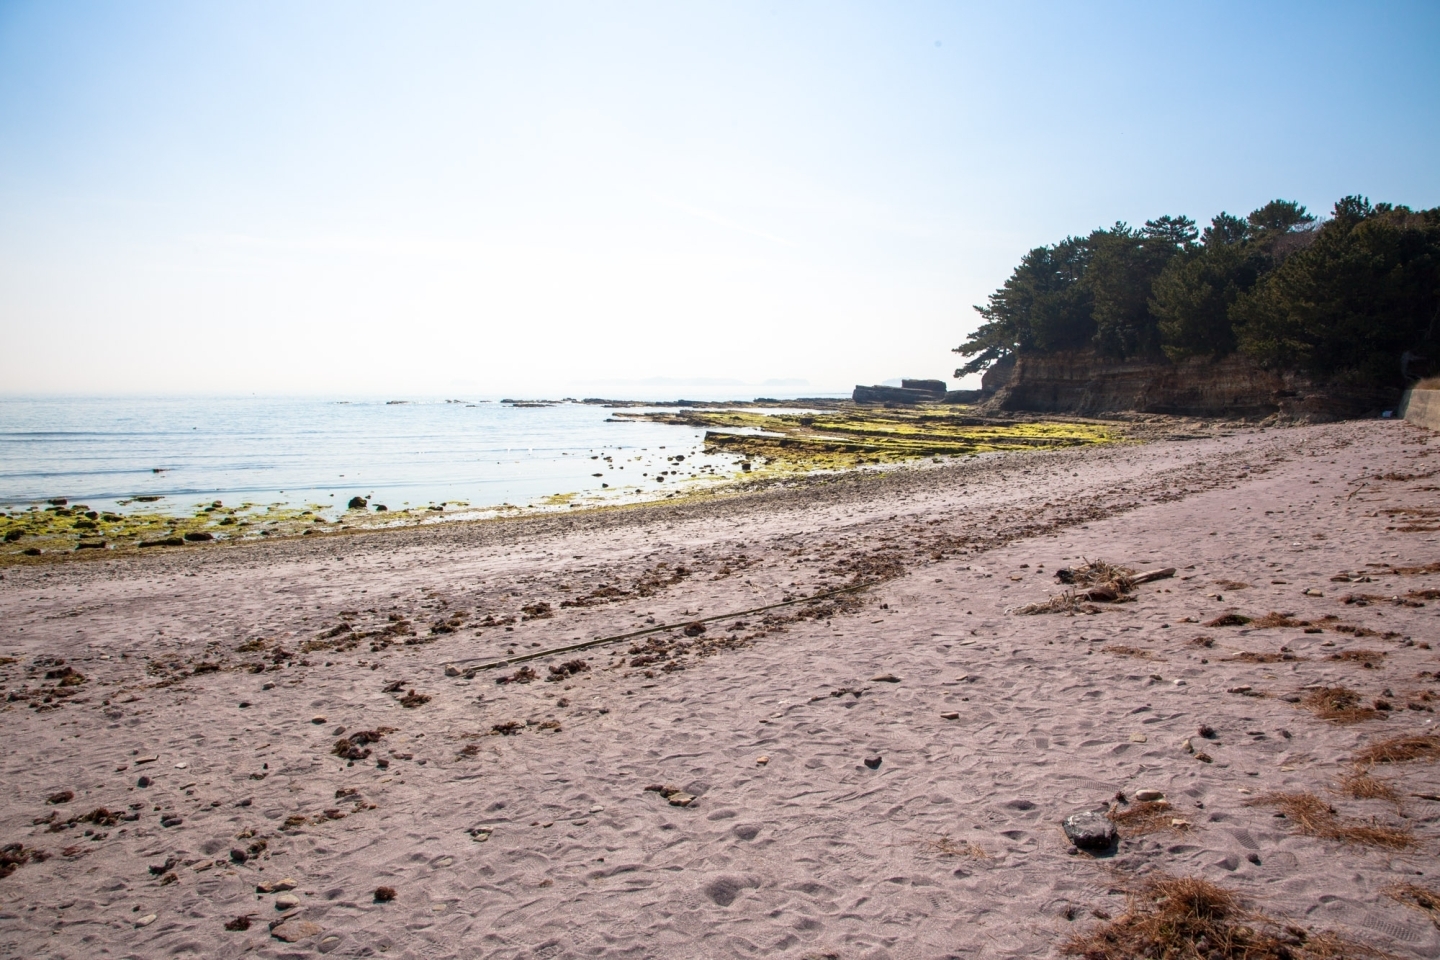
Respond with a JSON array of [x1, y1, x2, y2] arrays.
[[135, 913, 157, 928], [1170, 818, 1191, 828], [1303, 588, 1323, 597], [160, 816, 183, 828], [257, 877, 298, 893], [271, 920, 322, 942], [1062, 811, 1117, 852], [1134, 789, 1165, 803], [755, 756, 769, 765], [870, 673, 901, 683], [319, 936, 342, 954], [1181, 738, 1194, 754], [1129, 733, 1148, 743], [941, 712, 960, 720], [173, 762, 187, 769], [274, 893, 300, 910], [310, 716, 326, 725], [444, 664, 461, 677], [667, 792, 695, 807], [863, 756, 882, 769]]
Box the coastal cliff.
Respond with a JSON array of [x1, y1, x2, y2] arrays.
[[979, 350, 1396, 420]]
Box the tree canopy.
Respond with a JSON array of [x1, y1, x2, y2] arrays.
[[955, 197, 1440, 389]]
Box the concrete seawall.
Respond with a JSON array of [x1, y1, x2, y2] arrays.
[[1401, 388, 1440, 430]]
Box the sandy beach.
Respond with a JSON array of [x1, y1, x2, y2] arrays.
[[3, 418, 1439, 959]]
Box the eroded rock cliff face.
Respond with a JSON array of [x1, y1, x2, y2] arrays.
[[981, 350, 1393, 420]]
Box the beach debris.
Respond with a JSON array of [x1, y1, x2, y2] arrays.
[[520, 602, 553, 621], [224, 915, 254, 931], [870, 673, 901, 683], [545, 659, 590, 682], [0, 843, 49, 879], [496, 666, 538, 685], [491, 720, 523, 735], [332, 728, 393, 760], [398, 690, 430, 708], [1061, 811, 1117, 852], [1016, 561, 1174, 614], [45, 790, 73, 805], [373, 886, 396, 903], [863, 756, 882, 769], [682, 622, 706, 637]]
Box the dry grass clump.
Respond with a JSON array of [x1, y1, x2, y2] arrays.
[[1249, 791, 1412, 848], [923, 834, 987, 859], [1302, 686, 1384, 724], [1353, 733, 1440, 766], [1386, 882, 1440, 929], [1102, 645, 1160, 661], [1250, 611, 1309, 629], [1205, 613, 1252, 627], [1328, 649, 1386, 666], [1108, 801, 1187, 837], [1062, 874, 1389, 959], [1224, 651, 1303, 663], [1336, 770, 1402, 803]]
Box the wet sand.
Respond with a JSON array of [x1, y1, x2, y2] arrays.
[[2, 419, 1439, 958]]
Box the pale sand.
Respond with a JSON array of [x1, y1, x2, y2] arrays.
[[2, 420, 1439, 958]]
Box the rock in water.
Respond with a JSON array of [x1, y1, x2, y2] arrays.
[[1062, 811, 1117, 852], [347, 496, 367, 510]]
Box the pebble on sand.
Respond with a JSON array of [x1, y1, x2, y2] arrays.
[[271, 920, 322, 942]]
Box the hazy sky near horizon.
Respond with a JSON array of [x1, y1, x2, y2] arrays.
[[2, 2, 1438, 397]]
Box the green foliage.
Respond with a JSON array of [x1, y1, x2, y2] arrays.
[[958, 196, 1440, 390], [1231, 198, 1440, 386], [1085, 217, 1195, 358], [955, 237, 1093, 376]]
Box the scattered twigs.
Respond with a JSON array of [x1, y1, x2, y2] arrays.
[[443, 581, 878, 672]]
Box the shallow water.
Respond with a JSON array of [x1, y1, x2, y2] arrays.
[[0, 396, 801, 516]]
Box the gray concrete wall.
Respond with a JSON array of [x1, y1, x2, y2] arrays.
[[1400, 388, 1440, 430]]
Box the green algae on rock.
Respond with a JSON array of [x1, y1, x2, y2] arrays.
[[613, 406, 1118, 470]]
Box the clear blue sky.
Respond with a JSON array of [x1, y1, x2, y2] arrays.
[[2, 1, 1437, 396]]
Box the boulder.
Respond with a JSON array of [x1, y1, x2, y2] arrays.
[[347, 497, 367, 510], [1061, 810, 1117, 852]]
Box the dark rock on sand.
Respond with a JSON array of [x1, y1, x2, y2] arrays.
[[348, 497, 368, 510], [1062, 811, 1116, 852]]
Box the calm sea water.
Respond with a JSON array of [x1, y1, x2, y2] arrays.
[[0, 396, 809, 517]]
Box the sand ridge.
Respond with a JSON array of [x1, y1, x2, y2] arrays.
[[2, 420, 1439, 958]]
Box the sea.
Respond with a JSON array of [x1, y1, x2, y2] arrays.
[[0, 395, 835, 518]]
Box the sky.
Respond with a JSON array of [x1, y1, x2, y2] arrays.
[[1, 1, 1438, 398]]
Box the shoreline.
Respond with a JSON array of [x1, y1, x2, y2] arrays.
[[3, 419, 1437, 957]]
